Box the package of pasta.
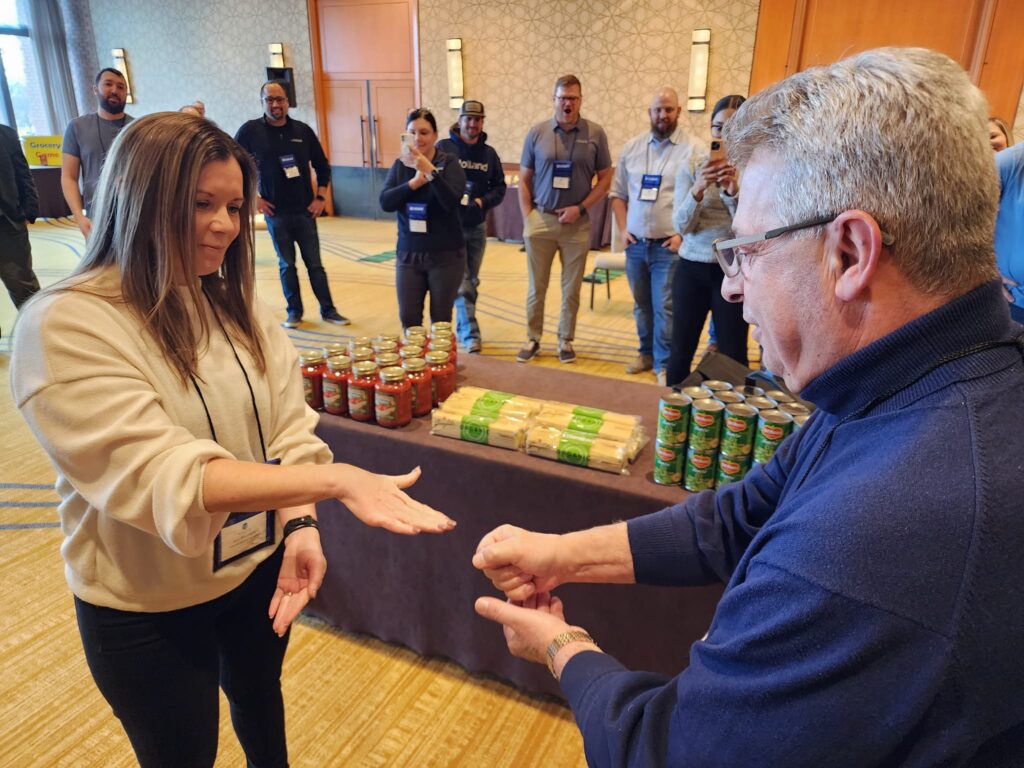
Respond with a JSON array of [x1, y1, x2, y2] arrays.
[[524, 425, 629, 475], [431, 409, 526, 451], [452, 387, 544, 417], [533, 403, 646, 462]]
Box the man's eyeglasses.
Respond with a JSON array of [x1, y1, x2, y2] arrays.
[[263, 96, 288, 104], [555, 96, 581, 103], [712, 214, 896, 277]]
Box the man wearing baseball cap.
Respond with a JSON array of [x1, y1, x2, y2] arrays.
[[437, 100, 507, 353]]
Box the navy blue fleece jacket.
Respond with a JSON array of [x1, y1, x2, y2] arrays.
[[561, 280, 1024, 767], [379, 147, 466, 252], [436, 127, 507, 228]]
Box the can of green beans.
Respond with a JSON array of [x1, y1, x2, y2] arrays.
[[720, 403, 759, 458], [657, 392, 692, 445], [688, 398, 724, 452], [765, 389, 795, 404], [681, 385, 711, 401], [715, 390, 744, 405], [684, 447, 717, 492], [779, 402, 811, 418], [716, 454, 750, 486], [745, 395, 779, 412], [653, 440, 685, 485], [753, 409, 794, 464], [703, 379, 733, 393]]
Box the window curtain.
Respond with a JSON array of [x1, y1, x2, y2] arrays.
[[30, 0, 79, 132]]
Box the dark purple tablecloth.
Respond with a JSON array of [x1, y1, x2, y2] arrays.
[[308, 355, 723, 699], [487, 189, 613, 250], [31, 167, 71, 218]]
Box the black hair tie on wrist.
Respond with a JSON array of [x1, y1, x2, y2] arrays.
[[283, 515, 319, 540]]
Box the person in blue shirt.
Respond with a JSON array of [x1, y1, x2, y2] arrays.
[[995, 142, 1024, 323], [473, 47, 1024, 767]]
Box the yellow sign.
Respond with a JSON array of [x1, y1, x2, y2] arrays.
[[24, 136, 63, 166]]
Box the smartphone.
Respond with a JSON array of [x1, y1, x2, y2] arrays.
[[709, 139, 725, 162], [400, 132, 415, 151]]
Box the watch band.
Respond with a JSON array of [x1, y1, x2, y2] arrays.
[[429, 169, 440, 181], [315, 194, 326, 201], [546, 630, 596, 677], [282, 514, 319, 540], [577, 204, 587, 217]]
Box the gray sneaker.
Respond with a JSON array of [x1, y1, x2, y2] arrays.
[[625, 354, 654, 374], [322, 310, 351, 326], [558, 342, 576, 364], [466, 339, 482, 354], [656, 370, 667, 386], [516, 340, 540, 363], [282, 313, 302, 329]]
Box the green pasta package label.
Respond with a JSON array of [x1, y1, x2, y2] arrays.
[[469, 391, 515, 419], [568, 405, 607, 434], [556, 431, 594, 467], [459, 414, 494, 444]]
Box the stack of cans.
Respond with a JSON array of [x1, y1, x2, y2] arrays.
[[655, 381, 810, 491]]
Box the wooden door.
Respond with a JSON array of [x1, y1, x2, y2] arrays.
[[370, 79, 415, 168], [749, 0, 1023, 130], [324, 80, 370, 168]]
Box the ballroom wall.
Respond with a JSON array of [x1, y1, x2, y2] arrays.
[[87, 0, 317, 137], [418, 0, 762, 161]]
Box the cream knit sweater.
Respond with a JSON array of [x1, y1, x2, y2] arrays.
[[10, 268, 333, 612]]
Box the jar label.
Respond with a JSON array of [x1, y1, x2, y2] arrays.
[[324, 380, 343, 411], [349, 387, 370, 418], [376, 391, 398, 423]]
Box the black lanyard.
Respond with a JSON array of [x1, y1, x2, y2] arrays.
[[188, 288, 268, 463], [795, 333, 1024, 490]]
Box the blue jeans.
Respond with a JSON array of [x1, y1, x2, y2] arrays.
[[265, 212, 337, 317], [625, 240, 677, 372], [74, 546, 290, 767], [455, 222, 487, 346]]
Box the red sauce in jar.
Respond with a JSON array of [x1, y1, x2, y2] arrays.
[[402, 357, 433, 417], [299, 350, 326, 410], [375, 366, 412, 428], [348, 361, 378, 422], [425, 350, 456, 406], [322, 355, 351, 416]]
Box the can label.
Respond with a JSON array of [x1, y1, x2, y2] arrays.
[[688, 399, 724, 452], [716, 454, 749, 486], [753, 410, 794, 464], [653, 440, 684, 485], [684, 448, 717, 492], [720, 403, 758, 457], [657, 393, 691, 445]]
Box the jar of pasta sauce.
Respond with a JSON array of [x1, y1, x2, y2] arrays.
[[429, 336, 457, 367], [430, 321, 453, 337], [402, 357, 433, 417], [372, 338, 399, 358], [322, 342, 347, 359], [350, 346, 375, 365], [375, 366, 412, 428], [348, 361, 378, 422], [322, 354, 351, 416], [404, 326, 427, 343], [375, 332, 402, 348], [425, 350, 456, 406], [399, 344, 424, 360], [376, 352, 400, 370], [299, 350, 326, 410], [348, 336, 372, 355]]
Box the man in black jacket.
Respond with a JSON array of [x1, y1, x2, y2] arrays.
[[235, 81, 349, 328], [437, 101, 506, 353], [0, 124, 40, 319]]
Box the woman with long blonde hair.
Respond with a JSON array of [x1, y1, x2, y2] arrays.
[[11, 112, 453, 767]]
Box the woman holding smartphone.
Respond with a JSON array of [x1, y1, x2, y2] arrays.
[[380, 108, 468, 330], [11, 112, 454, 768], [667, 94, 749, 386]]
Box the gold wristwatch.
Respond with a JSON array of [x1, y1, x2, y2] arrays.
[[546, 630, 597, 677]]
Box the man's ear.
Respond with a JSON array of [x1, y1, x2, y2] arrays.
[[828, 209, 886, 303]]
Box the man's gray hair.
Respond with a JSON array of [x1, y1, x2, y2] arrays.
[[724, 47, 1000, 295]]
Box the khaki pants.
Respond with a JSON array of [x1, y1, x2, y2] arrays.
[[523, 209, 591, 344]]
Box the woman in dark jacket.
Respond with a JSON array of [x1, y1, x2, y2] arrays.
[[380, 108, 467, 329]]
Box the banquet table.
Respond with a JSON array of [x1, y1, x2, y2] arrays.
[[486, 189, 613, 250], [308, 355, 724, 699]]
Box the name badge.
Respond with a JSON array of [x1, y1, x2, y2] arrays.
[[461, 180, 474, 207], [552, 160, 572, 190], [213, 458, 279, 571], [407, 202, 428, 233], [639, 174, 662, 202], [279, 153, 300, 179]]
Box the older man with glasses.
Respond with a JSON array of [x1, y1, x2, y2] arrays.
[[473, 47, 1024, 766], [235, 81, 349, 328]]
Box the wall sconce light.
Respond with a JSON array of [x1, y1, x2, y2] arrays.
[[269, 43, 285, 68], [111, 48, 134, 104], [687, 29, 711, 112], [446, 38, 464, 110]]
